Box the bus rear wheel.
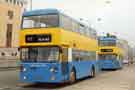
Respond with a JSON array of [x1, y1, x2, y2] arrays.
[[69, 70, 76, 84], [90, 67, 95, 78]]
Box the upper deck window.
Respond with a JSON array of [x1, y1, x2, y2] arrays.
[[22, 14, 59, 29], [22, 9, 97, 39], [98, 40, 116, 46], [59, 14, 97, 38]]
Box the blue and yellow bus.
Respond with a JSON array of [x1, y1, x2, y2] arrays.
[[19, 9, 99, 83], [98, 35, 123, 70]]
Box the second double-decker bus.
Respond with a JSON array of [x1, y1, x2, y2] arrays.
[[19, 8, 99, 83], [98, 35, 123, 70]]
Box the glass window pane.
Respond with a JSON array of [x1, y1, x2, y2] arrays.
[[72, 49, 96, 61], [99, 54, 117, 60], [99, 40, 116, 46], [20, 47, 59, 62], [72, 21, 79, 33], [21, 48, 28, 61], [60, 15, 73, 31], [22, 14, 59, 29]]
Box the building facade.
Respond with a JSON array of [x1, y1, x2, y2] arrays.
[[0, 0, 27, 67], [117, 39, 134, 64], [133, 47, 135, 61]]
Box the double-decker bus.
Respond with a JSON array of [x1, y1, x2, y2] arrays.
[[98, 35, 123, 70], [19, 9, 99, 83]]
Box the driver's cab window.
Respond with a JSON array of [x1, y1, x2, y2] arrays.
[[118, 55, 123, 60]]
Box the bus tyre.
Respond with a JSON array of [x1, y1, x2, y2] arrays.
[[90, 67, 96, 78], [69, 70, 76, 84]]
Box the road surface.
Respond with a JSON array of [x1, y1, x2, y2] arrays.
[[0, 64, 135, 90]]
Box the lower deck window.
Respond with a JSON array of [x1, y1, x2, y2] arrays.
[[72, 49, 96, 61]]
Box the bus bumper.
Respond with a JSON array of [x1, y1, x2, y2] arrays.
[[99, 60, 122, 70]]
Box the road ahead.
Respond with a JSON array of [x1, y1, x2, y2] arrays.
[[0, 65, 135, 90]]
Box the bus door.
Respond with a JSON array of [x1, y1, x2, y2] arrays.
[[117, 54, 123, 66], [61, 47, 69, 79]]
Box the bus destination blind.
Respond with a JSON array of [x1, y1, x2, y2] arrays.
[[25, 34, 51, 43], [101, 49, 113, 52]]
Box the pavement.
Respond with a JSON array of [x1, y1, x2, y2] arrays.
[[0, 64, 135, 90]]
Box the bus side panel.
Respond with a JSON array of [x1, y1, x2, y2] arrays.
[[68, 60, 98, 79], [20, 61, 99, 83]]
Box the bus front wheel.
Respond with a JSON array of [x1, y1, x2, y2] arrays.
[[69, 70, 76, 84]]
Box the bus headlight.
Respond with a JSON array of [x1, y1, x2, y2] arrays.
[[50, 66, 58, 73], [50, 67, 55, 72], [24, 76, 27, 80], [23, 68, 27, 72]]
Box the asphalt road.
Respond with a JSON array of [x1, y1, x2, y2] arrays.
[[0, 64, 135, 90]]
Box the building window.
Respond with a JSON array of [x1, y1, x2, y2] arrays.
[[14, 0, 16, 4], [8, 10, 14, 19], [5, 0, 8, 3], [10, 0, 12, 3], [17, 1, 19, 5], [20, 1, 23, 7], [6, 24, 13, 47]]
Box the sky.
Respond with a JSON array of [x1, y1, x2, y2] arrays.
[[27, 0, 135, 46]]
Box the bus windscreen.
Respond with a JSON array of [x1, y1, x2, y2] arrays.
[[22, 14, 59, 29]]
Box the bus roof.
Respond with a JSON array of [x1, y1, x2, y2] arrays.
[[23, 8, 90, 28], [23, 8, 59, 17]]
